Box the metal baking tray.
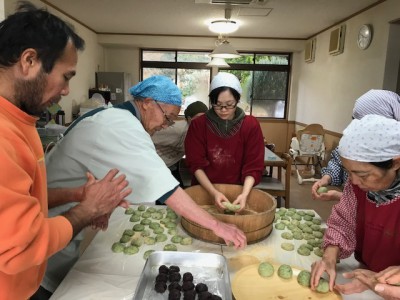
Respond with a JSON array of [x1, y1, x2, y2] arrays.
[[133, 251, 232, 300]]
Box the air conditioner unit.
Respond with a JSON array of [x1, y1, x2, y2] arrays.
[[304, 38, 316, 63], [195, 0, 267, 5], [329, 25, 346, 56]]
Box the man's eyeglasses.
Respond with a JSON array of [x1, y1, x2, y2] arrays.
[[155, 101, 175, 126], [211, 103, 237, 110]]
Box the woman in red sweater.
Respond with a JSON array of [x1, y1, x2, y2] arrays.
[[310, 115, 400, 299], [184, 72, 265, 211]]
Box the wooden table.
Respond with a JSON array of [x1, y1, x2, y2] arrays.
[[257, 148, 291, 208], [264, 147, 284, 166], [50, 206, 381, 300]]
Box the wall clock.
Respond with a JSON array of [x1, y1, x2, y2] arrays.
[[357, 24, 373, 50]]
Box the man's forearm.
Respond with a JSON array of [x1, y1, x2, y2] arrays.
[[62, 204, 93, 237], [48, 187, 83, 208], [165, 188, 219, 231]]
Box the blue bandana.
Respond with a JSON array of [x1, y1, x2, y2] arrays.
[[129, 75, 182, 106]]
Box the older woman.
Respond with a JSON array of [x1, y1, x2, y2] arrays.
[[184, 72, 265, 211], [310, 115, 400, 299], [311, 89, 400, 201]]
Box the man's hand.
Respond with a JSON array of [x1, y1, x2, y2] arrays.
[[80, 169, 131, 217], [63, 169, 132, 237], [213, 220, 247, 249]]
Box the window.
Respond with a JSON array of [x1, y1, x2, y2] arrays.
[[141, 50, 211, 115], [141, 50, 291, 118], [223, 54, 290, 118]]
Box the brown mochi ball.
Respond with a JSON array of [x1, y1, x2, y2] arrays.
[[198, 291, 213, 300], [168, 281, 182, 291], [155, 273, 168, 282], [183, 289, 196, 300], [195, 282, 208, 293], [169, 272, 181, 282], [169, 265, 180, 273], [159, 265, 169, 274], [168, 289, 181, 300], [182, 281, 195, 291], [182, 272, 194, 282], [154, 281, 167, 293]]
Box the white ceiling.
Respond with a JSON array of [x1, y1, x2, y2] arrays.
[[42, 0, 383, 39]]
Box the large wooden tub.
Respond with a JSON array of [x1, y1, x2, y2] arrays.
[[181, 184, 277, 244]]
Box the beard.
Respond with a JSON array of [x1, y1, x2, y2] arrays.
[[14, 70, 48, 116]]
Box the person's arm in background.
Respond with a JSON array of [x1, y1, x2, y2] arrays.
[[312, 148, 345, 201]]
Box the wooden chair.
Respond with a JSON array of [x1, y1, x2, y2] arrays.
[[254, 152, 292, 208], [264, 142, 276, 177], [289, 124, 325, 184]]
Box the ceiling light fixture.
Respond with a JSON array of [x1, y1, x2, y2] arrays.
[[209, 20, 239, 34], [208, 8, 239, 35], [209, 39, 241, 58], [206, 57, 230, 67]]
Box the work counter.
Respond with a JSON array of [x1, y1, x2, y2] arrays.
[[50, 206, 381, 300]]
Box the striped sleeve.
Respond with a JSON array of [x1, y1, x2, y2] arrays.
[[323, 180, 357, 259]]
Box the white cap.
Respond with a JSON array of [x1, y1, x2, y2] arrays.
[[210, 72, 242, 95], [338, 114, 400, 162]]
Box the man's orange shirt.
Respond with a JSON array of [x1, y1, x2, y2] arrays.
[[0, 96, 72, 300]]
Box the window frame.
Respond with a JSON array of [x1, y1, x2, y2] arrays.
[[140, 49, 291, 120]]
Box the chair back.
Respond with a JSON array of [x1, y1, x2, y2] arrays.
[[296, 124, 325, 155]]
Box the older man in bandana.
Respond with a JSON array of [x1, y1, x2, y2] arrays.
[[312, 89, 400, 201], [310, 115, 400, 299], [40, 75, 246, 298]]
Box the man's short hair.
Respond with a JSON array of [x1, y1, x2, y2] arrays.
[[0, 1, 85, 73]]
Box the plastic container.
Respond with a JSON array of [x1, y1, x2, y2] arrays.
[[56, 110, 65, 125]]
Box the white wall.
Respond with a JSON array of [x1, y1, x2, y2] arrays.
[[5, 0, 102, 123], [0, 0, 5, 20], [293, 0, 400, 133], [383, 23, 400, 93], [103, 47, 140, 84]]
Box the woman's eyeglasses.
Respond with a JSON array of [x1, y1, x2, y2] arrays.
[[155, 101, 175, 126], [211, 103, 237, 110]]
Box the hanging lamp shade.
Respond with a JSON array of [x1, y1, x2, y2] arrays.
[[206, 57, 230, 67], [210, 40, 241, 59]]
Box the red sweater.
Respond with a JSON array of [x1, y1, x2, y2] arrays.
[[0, 96, 72, 300], [184, 114, 264, 186]]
